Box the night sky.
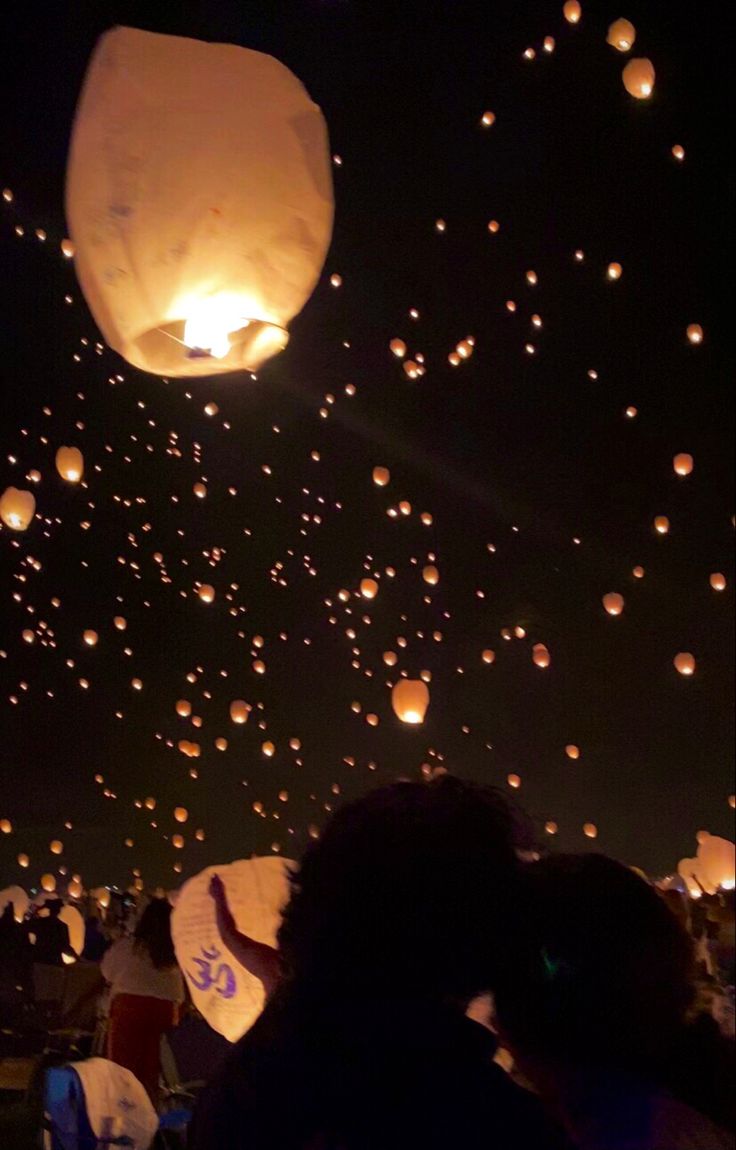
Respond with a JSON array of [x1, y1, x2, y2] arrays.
[[1, 0, 733, 892]]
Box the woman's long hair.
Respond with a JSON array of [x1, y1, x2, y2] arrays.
[[133, 897, 177, 969]]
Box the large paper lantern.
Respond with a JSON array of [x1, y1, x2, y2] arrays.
[[391, 679, 430, 724], [0, 486, 36, 531], [55, 446, 84, 483], [60, 903, 85, 956], [697, 834, 735, 891], [606, 18, 636, 52], [622, 58, 655, 99], [172, 856, 294, 1042], [66, 27, 334, 377]]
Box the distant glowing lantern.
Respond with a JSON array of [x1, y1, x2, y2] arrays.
[[360, 578, 379, 599], [545, 821, 558, 835], [533, 643, 550, 668], [198, 584, 215, 603], [673, 453, 693, 477], [482, 649, 495, 665], [563, 1, 582, 24], [565, 744, 580, 760], [383, 651, 398, 666], [176, 699, 192, 718], [389, 339, 406, 358], [66, 27, 333, 377], [365, 713, 379, 727], [622, 58, 655, 99], [18, 854, 30, 868], [697, 833, 736, 892], [710, 573, 726, 592], [606, 262, 622, 280], [83, 630, 98, 647], [174, 807, 188, 823], [654, 516, 670, 535], [606, 18, 636, 51], [481, 111, 496, 127], [422, 565, 439, 586], [603, 592, 624, 616], [399, 501, 412, 516], [230, 700, 250, 724], [1, 819, 12, 834], [583, 823, 598, 839], [372, 466, 390, 487], [391, 679, 430, 725], [633, 566, 645, 579], [55, 446, 84, 483], [686, 324, 703, 344], [262, 741, 275, 757], [114, 616, 127, 630], [193, 482, 207, 499], [41, 874, 57, 893], [329, 273, 342, 288], [1, 487, 36, 531], [68, 879, 83, 899], [507, 774, 521, 789], [674, 651, 695, 676], [172, 834, 184, 849], [50, 840, 63, 855]]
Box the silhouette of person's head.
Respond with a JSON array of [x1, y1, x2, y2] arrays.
[[134, 896, 176, 969], [278, 775, 529, 1004], [46, 898, 63, 919], [494, 853, 695, 1077]]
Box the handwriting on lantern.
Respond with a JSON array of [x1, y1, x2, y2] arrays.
[[186, 945, 236, 999]]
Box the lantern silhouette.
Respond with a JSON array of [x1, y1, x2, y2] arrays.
[[622, 58, 655, 99], [66, 27, 334, 377], [391, 679, 430, 724], [606, 18, 636, 51], [1, 487, 36, 531], [56, 446, 84, 483]]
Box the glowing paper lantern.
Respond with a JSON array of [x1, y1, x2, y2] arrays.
[[565, 744, 580, 760], [686, 324, 703, 345], [41, 874, 57, 893], [673, 453, 693, 477], [172, 856, 294, 1041], [383, 651, 397, 667], [50, 840, 63, 856], [481, 111, 496, 127], [372, 466, 390, 487], [654, 516, 670, 535], [391, 679, 430, 725], [68, 879, 83, 899], [606, 262, 623, 280], [563, 1, 582, 24], [583, 823, 598, 839], [360, 578, 379, 599], [389, 339, 406, 358], [698, 834, 735, 891], [60, 904, 85, 956], [176, 699, 192, 718], [622, 58, 655, 99], [674, 651, 695, 676], [710, 573, 726, 592], [603, 592, 625, 616], [18, 855, 30, 868], [1, 818, 12, 833], [66, 26, 333, 377], [532, 643, 550, 669], [198, 584, 215, 604], [174, 807, 188, 824], [422, 565, 439, 586], [83, 630, 99, 647], [0, 487, 36, 531], [113, 616, 127, 631], [606, 18, 636, 51], [55, 446, 84, 483], [230, 700, 250, 724], [481, 649, 495, 665]]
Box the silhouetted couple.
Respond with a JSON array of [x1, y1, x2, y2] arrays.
[[191, 776, 733, 1150]]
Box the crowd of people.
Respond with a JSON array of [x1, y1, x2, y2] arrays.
[[1, 776, 734, 1149]]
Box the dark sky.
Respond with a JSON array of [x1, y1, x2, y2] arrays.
[[1, 0, 733, 892]]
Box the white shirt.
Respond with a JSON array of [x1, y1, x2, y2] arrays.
[[101, 936, 184, 1004]]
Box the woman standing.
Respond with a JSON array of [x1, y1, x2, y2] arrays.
[[101, 897, 184, 1102]]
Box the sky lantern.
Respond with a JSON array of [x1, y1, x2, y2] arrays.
[[360, 578, 379, 599], [622, 58, 655, 99], [389, 339, 406, 358], [383, 650, 398, 666], [230, 700, 250, 724], [1, 487, 36, 531], [606, 18, 636, 51], [697, 833, 736, 891], [68, 879, 83, 899], [262, 741, 275, 757], [672, 144, 685, 161], [176, 699, 192, 718], [391, 679, 430, 724], [41, 874, 57, 893], [673, 453, 693, 477], [193, 482, 207, 499], [1, 819, 12, 834], [654, 515, 670, 535], [545, 821, 558, 836], [55, 446, 84, 483], [710, 573, 726, 592], [583, 823, 598, 839], [632, 565, 645, 579], [198, 584, 215, 604], [18, 854, 30, 869], [532, 643, 550, 669], [686, 324, 703, 345], [372, 466, 390, 487], [66, 27, 333, 377], [606, 262, 623, 280], [50, 840, 63, 855], [422, 564, 439, 586], [565, 744, 580, 760], [563, 1, 582, 25], [174, 807, 188, 823], [603, 592, 624, 616], [172, 834, 184, 850], [82, 629, 99, 648], [481, 649, 495, 665], [480, 111, 495, 127], [674, 652, 696, 676], [113, 616, 127, 631]]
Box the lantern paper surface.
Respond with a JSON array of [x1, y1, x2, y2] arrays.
[[66, 27, 334, 377], [0, 885, 29, 922], [60, 903, 86, 955], [171, 856, 294, 1042]]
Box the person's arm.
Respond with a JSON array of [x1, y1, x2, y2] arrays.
[[209, 875, 280, 998]]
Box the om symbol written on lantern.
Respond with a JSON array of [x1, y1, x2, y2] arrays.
[[185, 945, 236, 999]]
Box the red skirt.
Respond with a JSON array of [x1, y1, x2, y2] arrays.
[[107, 992, 179, 1102]]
